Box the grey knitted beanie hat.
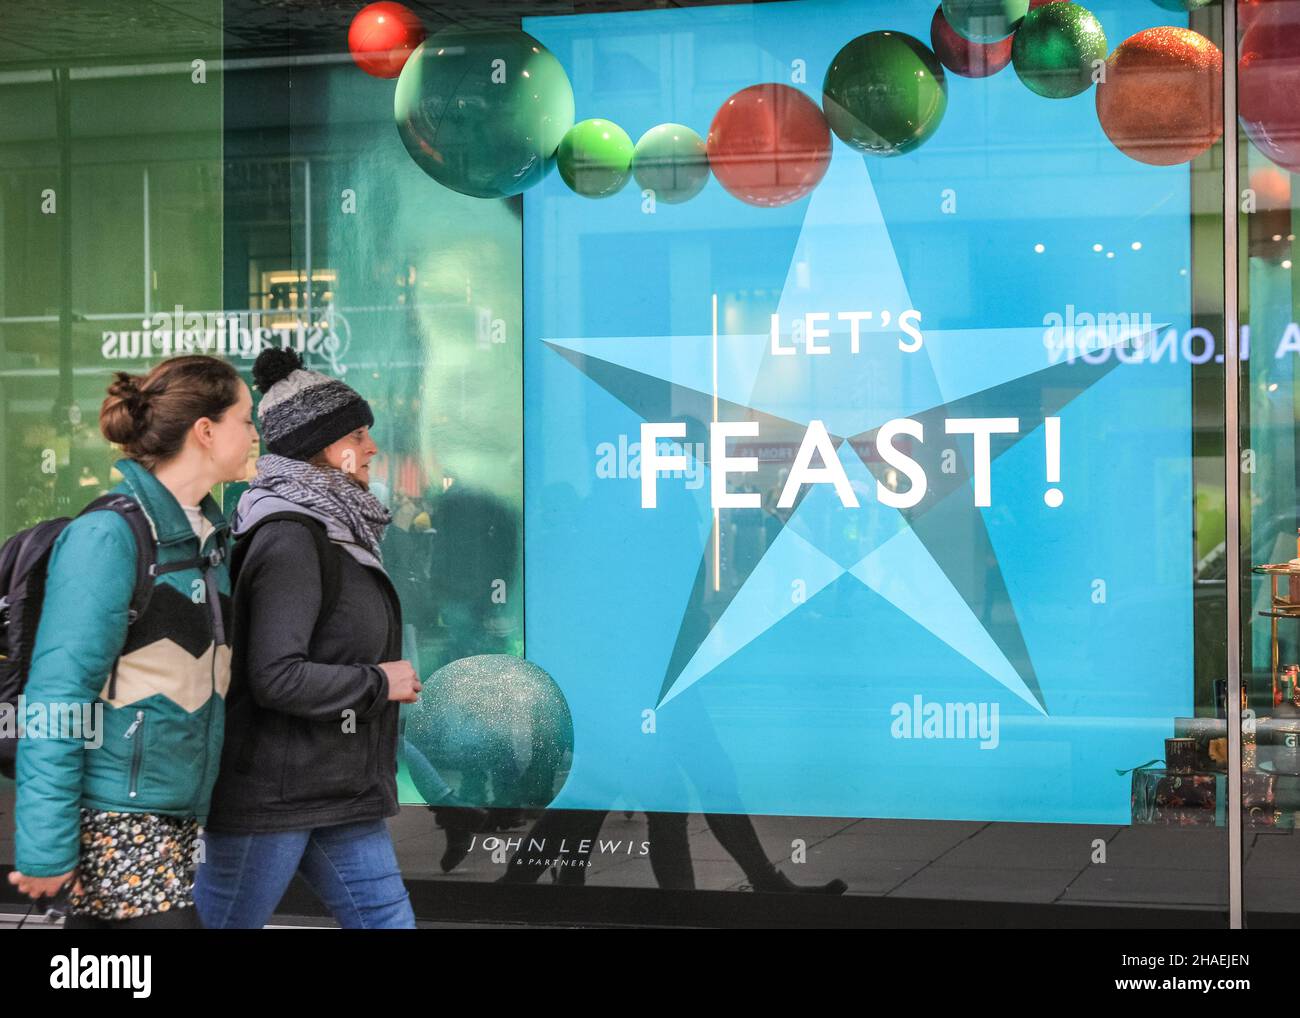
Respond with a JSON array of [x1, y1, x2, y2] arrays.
[[250, 347, 374, 460]]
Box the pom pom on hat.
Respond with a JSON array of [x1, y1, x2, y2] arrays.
[[252, 346, 305, 393]]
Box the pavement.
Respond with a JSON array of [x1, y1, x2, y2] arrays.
[[6, 780, 1299, 925]]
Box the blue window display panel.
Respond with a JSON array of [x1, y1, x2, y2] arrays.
[[523, 0, 1200, 823]]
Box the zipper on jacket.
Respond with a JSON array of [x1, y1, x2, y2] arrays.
[[125, 709, 145, 799]]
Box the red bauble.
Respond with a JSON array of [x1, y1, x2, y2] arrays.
[[1240, 6, 1300, 172], [706, 84, 832, 208], [348, 2, 425, 79], [931, 4, 1013, 78], [1096, 27, 1223, 166], [1249, 166, 1292, 210], [1240, 0, 1284, 37]]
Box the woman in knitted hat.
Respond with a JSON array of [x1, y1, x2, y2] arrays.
[[194, 348, 421, 929]]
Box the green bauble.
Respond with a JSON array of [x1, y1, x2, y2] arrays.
[[404, 655, 574, 810], [822, 31, 948, 157], [941, 0, 1030, 42], [394, 29, 574, 199], [557, 119, 634, 198], [1150, 0, 1215, 10], [1011, 2, 1108, 99], [631, 123, 710, 203]]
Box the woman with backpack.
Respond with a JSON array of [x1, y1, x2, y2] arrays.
[[7, 355, 256, 928], [194, 347, 421, 929]]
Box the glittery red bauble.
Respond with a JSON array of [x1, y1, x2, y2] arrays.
[[348, 2, 426, 78], [706, 84, 832, 207], [930, 4, 1013, 77], [1095, 27, 1223, 166], [1240, 6, 1300, 172]]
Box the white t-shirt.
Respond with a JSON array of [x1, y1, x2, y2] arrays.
[[182, 504, 215, 547]]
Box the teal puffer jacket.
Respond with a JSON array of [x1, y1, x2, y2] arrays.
[[14, 458, 231, 877]]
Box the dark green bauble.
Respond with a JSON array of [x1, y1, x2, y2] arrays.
[[941, 0, 1030, 43], [1011, 2, 1108, 99], [631, 123, 711, 203], [822, 31, 948, 157], [1150, 0, 1216, 10], [557, 119, 634, 198], [404, 655, 574, 810], [394, 29, 574, 199]]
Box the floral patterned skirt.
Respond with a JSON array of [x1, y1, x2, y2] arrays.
[[65, 808, 200, 921]]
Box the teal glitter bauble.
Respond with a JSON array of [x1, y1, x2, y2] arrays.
[[404, 655, 574, 810]]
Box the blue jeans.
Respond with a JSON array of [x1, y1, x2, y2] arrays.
[[193, 819, 416, 929]]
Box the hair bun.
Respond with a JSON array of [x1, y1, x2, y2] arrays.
[[101, 370, 151, 447], [252, 347, 304, 393], [107, 371, 148, 418]]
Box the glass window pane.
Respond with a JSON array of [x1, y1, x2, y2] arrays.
[[0, 0, 1245, 928], [1239, 0, 1300, 925]]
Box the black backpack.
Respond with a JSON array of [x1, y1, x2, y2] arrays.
[[0, 495, 157, 779]]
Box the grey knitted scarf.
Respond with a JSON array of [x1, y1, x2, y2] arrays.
[[248, 454, 392, 559]]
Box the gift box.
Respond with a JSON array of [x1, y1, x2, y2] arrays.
[[1130, 767, 1278, 827], [1172, 717, 1265, 772], [1257, 717, 1300, 776], [1244, 769, 1276, 806], [1131, 768, 1216, 826], [1244, 770, 1280, 828], [1274, 775, 1300, 812], [1173, 718, 1228, 773]]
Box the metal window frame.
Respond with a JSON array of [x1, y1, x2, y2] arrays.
[[1223, 0, 1243, 931]]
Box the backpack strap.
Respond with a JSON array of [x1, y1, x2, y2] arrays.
[[79, 495, 157, 625], [229, 513, 343, 776], [79, 495, 158, 703], [231, 512, 342, 644]]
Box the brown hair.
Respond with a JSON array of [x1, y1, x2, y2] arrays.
[[100, 355, 242, 470]]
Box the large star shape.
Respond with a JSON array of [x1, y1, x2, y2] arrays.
[[542, 152, 1160, 718]]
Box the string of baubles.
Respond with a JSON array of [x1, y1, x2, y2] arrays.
[[349, 0, 1289, 209]]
